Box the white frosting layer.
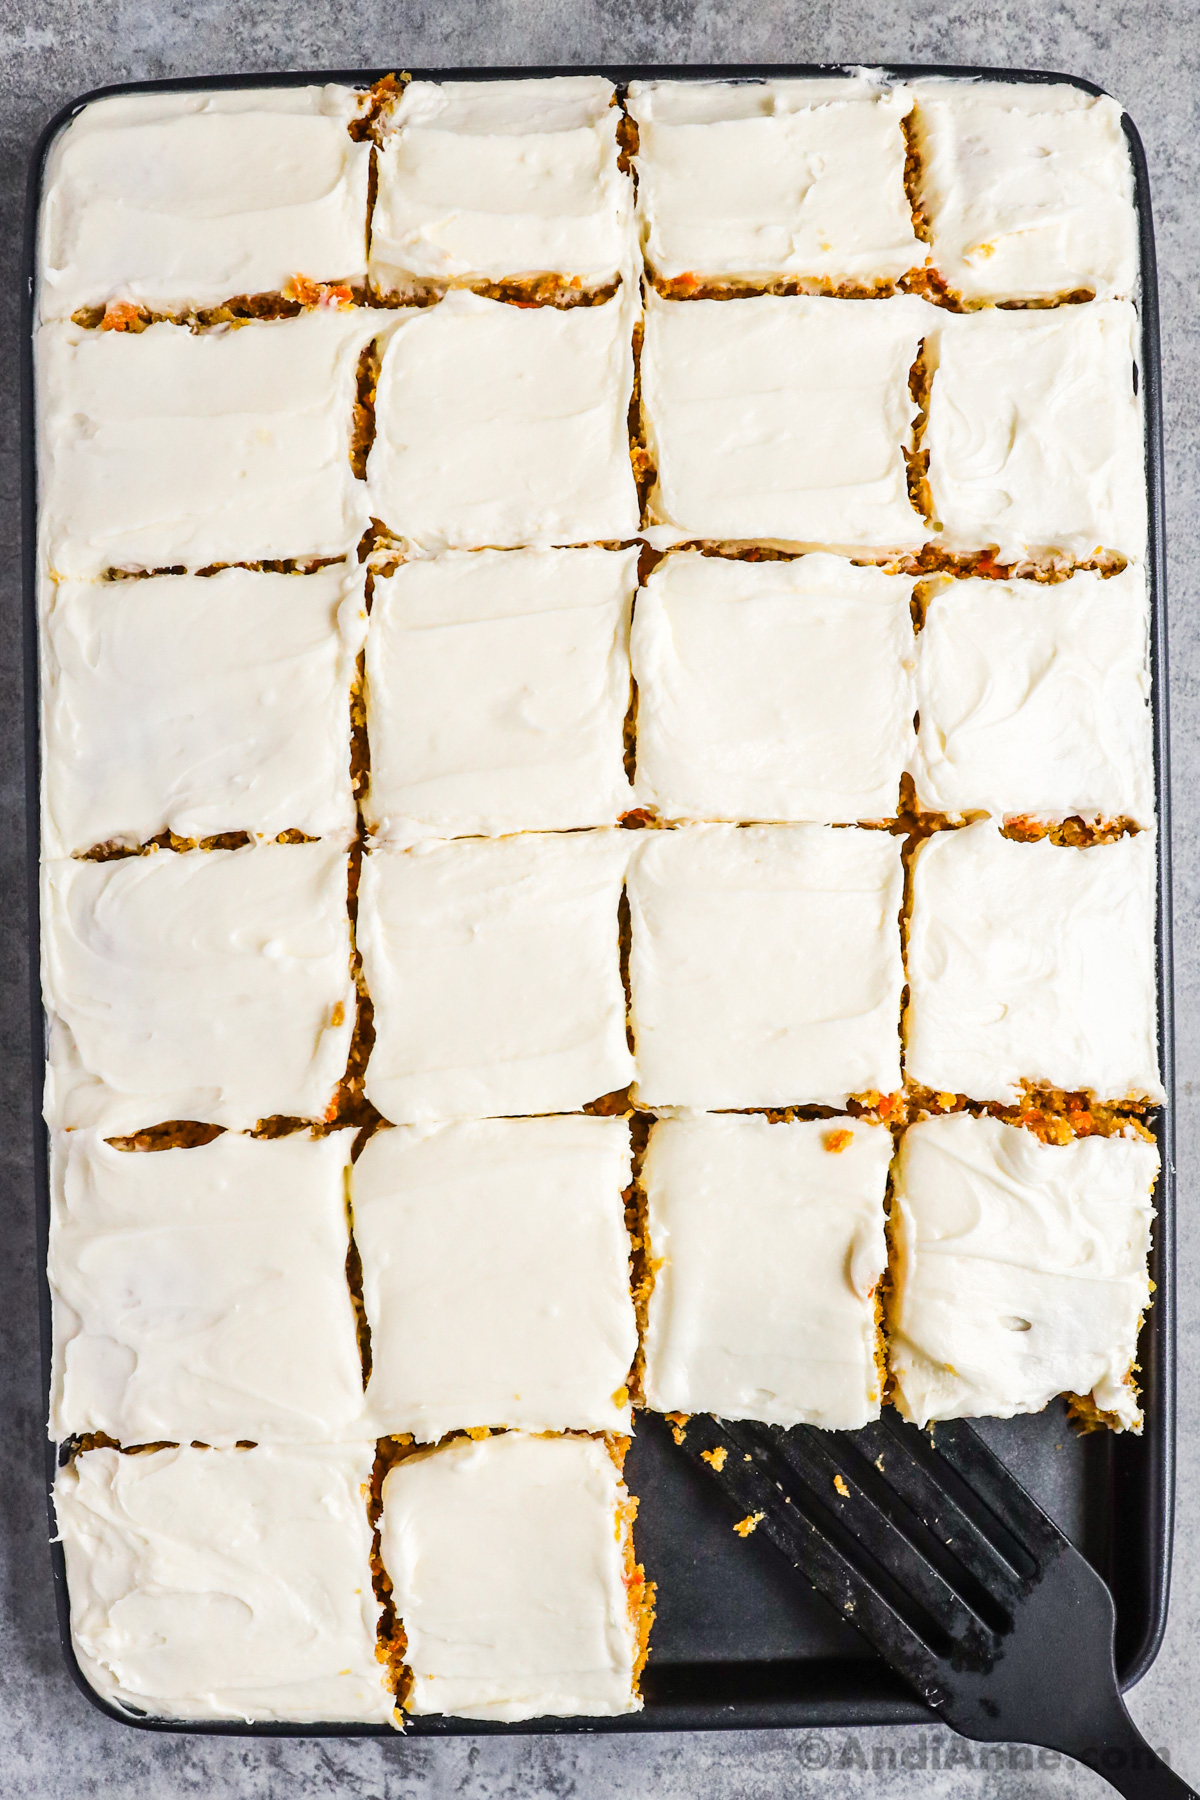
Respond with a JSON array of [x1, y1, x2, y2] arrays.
[[56, 1444, 393, 1723], [355, 1116, 636, 1439], [889, 1113, 1157, 1430], [371, 77, 632, 289], [365, 548, 635, 841], [38, 310, 375, 579], [627, 825, 905, 1109], [642, 290, 931, 549], [905, 820, 1162, 1104], [628, 78, 922, 285], [43, 842, 355, 1133], [367, 287, 639, 551], [49, 1130, 364, 1445], [925, 302, 1146, 565], [632, 552, 916, 822], [41, 565, 367, 857], [914, 82, 1137, 302], [913, 566, 1153, 824], [358, 831, 632, 1124], [39, 86, 370, 320], [379, 1432, 640, 1720], [643, 1114, 890, 1429]]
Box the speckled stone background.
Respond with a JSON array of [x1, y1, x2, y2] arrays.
[[2, 4, 1196, 1795]]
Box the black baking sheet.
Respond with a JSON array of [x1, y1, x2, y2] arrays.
[[22, 61, 1175, 1737]]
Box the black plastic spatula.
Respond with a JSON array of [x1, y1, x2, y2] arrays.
[[674, 1409, 1194, 1798]]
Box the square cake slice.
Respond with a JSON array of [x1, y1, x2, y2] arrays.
[[912, 565, 1153, 826], [358, 831, 632, 1124], [924, 303, 1146, 566], [632, 551, 916, 823], [627, 825, 905, 1109], [627, 75, 923, 289], [379, 1432, 647, 1720], [38, 85, 371, 321], [38, 310, 376, 579], [49, 1130, 365, 1446], [641, 290, 931, 549], [42, 842, 355, 1134], [354, 1116, 636, 1439], [41, 564, 368, 857], [905, 820, 1162, 1105], [366, 288, 639, 551], [889, 1113, 1157, 1429], [364, 547, 635, 841], [912, 82, 1137, 304], [643, 1114, 891, 1429], [55, 1444, 394, 1723], [370, 77, 633, 292]]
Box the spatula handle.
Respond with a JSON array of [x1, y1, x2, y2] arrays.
[[1054, 1693, 1198, 1800]]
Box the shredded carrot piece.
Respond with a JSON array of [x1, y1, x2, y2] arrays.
[[100, 301, 143, 332], [733, 1512, 764, 1538], [824, 1128, 854, 1154]]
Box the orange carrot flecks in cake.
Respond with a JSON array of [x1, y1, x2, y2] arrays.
[[100, 301, 144, 332], [824, 1128, 854, 1154]]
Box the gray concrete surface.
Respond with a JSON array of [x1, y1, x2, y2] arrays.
[[1, 3, 1197, 1795]]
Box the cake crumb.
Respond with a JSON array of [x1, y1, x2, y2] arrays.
[[700, 1446, 728, 1472], [733, 1512, 764, 1538], [833, 1473, 851, 1498], [824, 1128, 854, 1154]]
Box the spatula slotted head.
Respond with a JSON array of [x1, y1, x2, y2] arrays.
[[672, 1411, 1121, 1748]]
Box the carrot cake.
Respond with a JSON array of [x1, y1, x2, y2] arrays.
[[370, 77, 633, 293], [627, 825, 905, 1109], [889, 1113, 1158, 1430], [354, 1116, 637, 1439], [365, 287, 640, 551], [631, 551, 916, 823], [55, 1443, 394, 1723], [642, 1114, 891, 1429], [627, 74, 923, 289], [49, 1130, 365, 1446], [911, 81, 1137, 303], [378, 1431, 644, 1720], [905, 820, 1162, 1105], [38, 85, 371, 321], [357, 831, 632, 1125], [41, 564, 367, 857], [38, 309, 376, 579], [912, 565, 1153, 826], [364, 547, 636, 842], [640, 290, 932, 549], [42, 841, 355, 1133], [924, 302, 1146, 565]]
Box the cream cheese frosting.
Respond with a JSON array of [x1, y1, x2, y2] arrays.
[[627, 825, 905, 1109], [358, 831, 632, 1125], [49, 1130, 365, 1445], [364, 547, 635, 841], [632, 551, 916, 822], [627, 76, 923, 286], [641, 290, 932, 549], [913, 565, 1153, 824], [379, 1431, 640, 1720], [42, 842, 355, 1134], [366, 287, 640, 551], [888, 1113, 1157, 1430], [38, 309, 376, 579], [924, 301, 1146, 565], [41, 564, 367, 857], [905, 820, 1162, 1105], [643, 1114, 891, 1429], [371, 77, 633, 290], [38, 85, 371, 321], [55, 1443, 394, 1723], [913, 81, 1137, 303], [354, 1116, 636, 1440]]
